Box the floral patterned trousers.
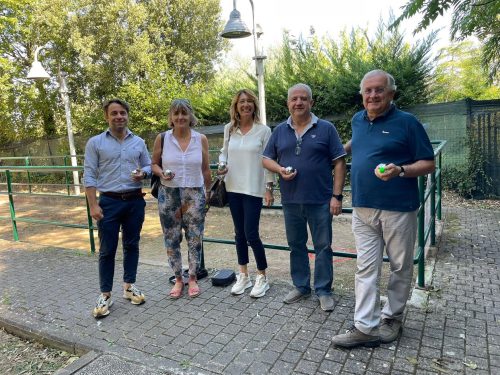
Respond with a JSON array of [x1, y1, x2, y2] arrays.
[[157, 185, 206, 277]]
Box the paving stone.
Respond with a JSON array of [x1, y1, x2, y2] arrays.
[[245, 361, 272, 375], [294, 359, 319, 373], [279, 348, 302, 364], [270, 359, 295, 374], [1, 207, 498, 374]]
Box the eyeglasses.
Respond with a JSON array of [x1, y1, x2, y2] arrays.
[[295, 137, 302, 156], [362, 87, 386, 95]]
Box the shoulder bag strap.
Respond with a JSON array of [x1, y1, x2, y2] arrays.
[[159, 131, 166, 169]]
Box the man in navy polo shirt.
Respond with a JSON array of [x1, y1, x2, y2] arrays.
[[263, 83, 346, 312], [332, 70, 435, 348]]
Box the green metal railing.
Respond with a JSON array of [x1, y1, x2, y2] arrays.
[[205, 140, 446, 288], [0, 140, 445, 288]]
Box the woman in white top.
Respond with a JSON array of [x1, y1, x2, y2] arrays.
[[151, 99, 211, 299], [218, 89, 275, 298]]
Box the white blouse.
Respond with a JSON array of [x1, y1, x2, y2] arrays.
[[161, 130, 204, 188], [219, 122, 275, 198]]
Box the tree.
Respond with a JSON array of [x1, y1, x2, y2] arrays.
[[263, 17, 436, 125], [391, 0, 500, 80], [0, 0, 227, 145], [431, 41, 500, 102]]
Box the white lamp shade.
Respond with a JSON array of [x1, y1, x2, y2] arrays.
[[27, 61, 50, 80], [220, 9, 251, 39]]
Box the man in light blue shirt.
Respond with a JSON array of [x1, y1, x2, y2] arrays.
[[84, 98, 151, 318]]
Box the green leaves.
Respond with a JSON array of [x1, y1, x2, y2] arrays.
[[0, 0, 226, 145], [391, 0, 500, 80]]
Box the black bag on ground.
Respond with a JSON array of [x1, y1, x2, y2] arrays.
[[211, 269, 236, 287], [208, 177, 228, 207]]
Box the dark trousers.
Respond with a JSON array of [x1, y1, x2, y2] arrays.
[[97, 195, 146, 293], [227, 192, 267, 271]]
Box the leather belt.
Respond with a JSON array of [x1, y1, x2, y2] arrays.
[[100, 189, 145, 200]]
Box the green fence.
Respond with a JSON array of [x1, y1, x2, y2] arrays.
[[0, 140, 445, 289]]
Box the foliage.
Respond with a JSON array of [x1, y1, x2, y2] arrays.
[[431, 41, 500, 102], [263, 16, 436, 127], [391, 0, 500, 80], [442, 127, 493, 198], [0, 0, 227, 146], [1, 5, 436, 148]]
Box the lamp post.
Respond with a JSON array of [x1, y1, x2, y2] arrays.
[[221, 0, 267, 125], [27, 46, 80, 195]]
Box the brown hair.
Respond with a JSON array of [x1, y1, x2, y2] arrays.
[[229, 89, 261, 134], [103, 98, 130, 114]]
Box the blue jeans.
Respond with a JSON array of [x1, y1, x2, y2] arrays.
[[97, 195, 146, 293], [227, 192, 267, 271], [282, 203, 333, 296]]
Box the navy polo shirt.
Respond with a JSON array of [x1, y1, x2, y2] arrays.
[[263, 115, 346, 204], [350, 105, 435, 212]]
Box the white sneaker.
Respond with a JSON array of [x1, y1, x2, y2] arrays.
[[250, 274, 269, 298], [231, 273, 252, 295]]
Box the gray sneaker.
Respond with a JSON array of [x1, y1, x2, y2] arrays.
[[331, 326, 380, 348], [283, 288, 310, 304], [318, 295, 334, 312], [379, 318, 402, 344]]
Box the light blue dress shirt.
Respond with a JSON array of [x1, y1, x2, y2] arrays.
[[83, 129, 151, 193]]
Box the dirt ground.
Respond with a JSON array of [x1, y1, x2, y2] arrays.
[[0, 328, 78, 375]]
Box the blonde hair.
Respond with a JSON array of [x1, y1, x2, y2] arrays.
[[168, 99, 198, 127], [229, 89, 261, 134]]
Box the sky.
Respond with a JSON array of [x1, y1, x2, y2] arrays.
[[219, 0, 452, 63]]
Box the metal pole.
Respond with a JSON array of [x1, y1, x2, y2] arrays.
[[437, 152, 442, 220], [85, 195, 96, 254], [6, 170, 19, 241], [249, 0, 267, 125], [417, 176, 425, 288], [58, 71, 80, 196]]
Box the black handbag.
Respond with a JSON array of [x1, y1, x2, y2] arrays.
[[211, 269, 236, 287], [151, 132, 166, 199], [208, 177, 228, 207]]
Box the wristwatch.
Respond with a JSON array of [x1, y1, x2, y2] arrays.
[[142, 171, 148, 179], [332, 194, 343, 201], [398, 166, 405, 177]]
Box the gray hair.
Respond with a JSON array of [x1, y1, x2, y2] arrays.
[[359, 70, 397, 93], [287, 83, 313, 101], [168, 99, 198, 128]]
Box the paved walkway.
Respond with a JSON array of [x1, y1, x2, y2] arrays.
[[0, 207, 499, 374]]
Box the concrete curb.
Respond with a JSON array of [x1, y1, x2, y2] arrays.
[[0, 315, 91, 356], [53, 351, 100, 375]]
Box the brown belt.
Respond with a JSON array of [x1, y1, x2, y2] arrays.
[[100, 189, 145, 200]]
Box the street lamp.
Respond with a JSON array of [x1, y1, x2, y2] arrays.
[[27, 46, 80, 195], [221, 0, 267, 125]]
